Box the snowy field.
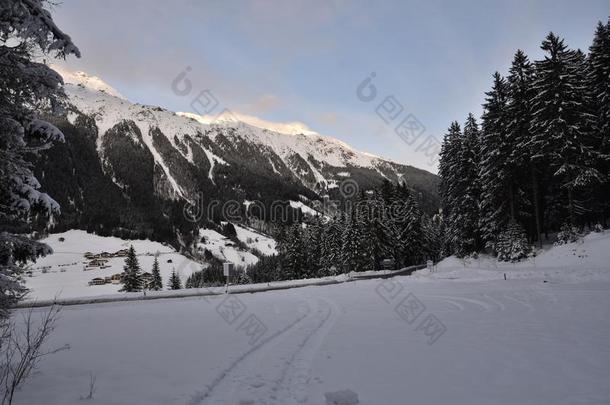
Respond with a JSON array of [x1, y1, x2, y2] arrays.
[[12, 232, 610, 404], [24, 226, 275, 301], [23, 230, 201, 300]]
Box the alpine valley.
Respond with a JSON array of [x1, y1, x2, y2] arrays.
[[32, 70, 439, 254]]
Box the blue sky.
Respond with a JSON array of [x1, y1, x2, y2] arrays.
[[52, 0, 609, 172]]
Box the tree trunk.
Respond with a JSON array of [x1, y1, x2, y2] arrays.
[[531, 167, 542, 248]]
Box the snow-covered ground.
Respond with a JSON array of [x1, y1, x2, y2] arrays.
[[234, 224, 277, 256], [25, 227, 277, 301], [13, 232, 610, 404], [24, 230, 202, 301], [197, 228, 260, 268], [412, 229, 610, 283]]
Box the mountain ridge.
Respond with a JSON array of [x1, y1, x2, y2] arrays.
[[33, 68, 440, 251]]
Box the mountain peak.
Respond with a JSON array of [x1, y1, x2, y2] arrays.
[[176, 111, 319, 137], [52, 65, 125, 99]]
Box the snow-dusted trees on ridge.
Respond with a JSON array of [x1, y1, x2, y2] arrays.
[[439, 21, 610, 258], [0, 0, 79, 316], [265, 180, 430, 279]]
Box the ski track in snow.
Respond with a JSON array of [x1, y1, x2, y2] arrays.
[[481, 293, 507, 311], [501, 292, 536, 311], [423, 294, 493, 312], [420, 289, 557, 313], [188, 295, 337, 405]]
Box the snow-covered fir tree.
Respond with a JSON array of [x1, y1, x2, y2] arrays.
[[303, 216, 324, 277], [439, 121, 463, 256], [168, 270, 182, 290], [368, 189, 393, 267], [319, 216, 343, 275], [121, 245, 142, 292], [587, 19, 610, 225], [439, 117, 481, 257], [422, 212, 445, 262], [455, 113, 481, 255], [150, 255, 163, 291], [0, 0, 79, 316], [531, 33, 603, 225], [340, 215, 362, 272], [479, 73, 511, 250], [353, 192, 376, 270], [506, 50, 541, 246], [439, 23, 610, 259], [390, 185, 424, 265], [496, 220, 530, 262], [280, 223, 305, 279], [340, 203, 374, 272]]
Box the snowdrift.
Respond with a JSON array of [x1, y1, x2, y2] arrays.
[[412, 230, 610, 283]]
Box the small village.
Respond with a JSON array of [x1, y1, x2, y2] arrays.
[[30, 247, 165, 289], [84, 249, 159, 288], [87, 272, 156, 288]]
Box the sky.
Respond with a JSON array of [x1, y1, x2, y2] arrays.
[[51, 0, 609, 173]]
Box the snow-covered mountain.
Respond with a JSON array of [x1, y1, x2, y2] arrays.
[[61, 70, 438, 199], [34, 69, 439, 249]]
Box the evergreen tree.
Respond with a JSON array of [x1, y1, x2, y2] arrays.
[[377, 183, 402, 265], [0, 0, 79, 317], [588, 20, 610, 225], [531, 33, 603, 226], [439, 122, 463, 255], [355, 191, 376, 270], [303, 216, 324, 277], [422, 212, 445, 262], [439, 116, 481, 257], [496, 220, 531, 262], [387, 184, 423, 265], [280, 223, 305, 279], [246, 254, 282, 283], [369, 189, 394, 267], [454, 113, 481, 255], [340, 214, 362, 272], [319, 216, 343, 274], [479, 73, 511, 250], [121, 245, 142, 292], [589, 20, 610, 140], [150, 255, 163, 291], [341, 199, 374, 272], [438, 22, 610, 257], [168, 270, 182, 290], [507, 50, 542, 246]]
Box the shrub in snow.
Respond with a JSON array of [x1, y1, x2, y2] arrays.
[[555, 223, 580, 245], [593, 223, 604, 233], [235, 270, 251, 285], [222, 223, 237, 238], [324, 389, 359, 405], [496, 221, 531, 262]]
